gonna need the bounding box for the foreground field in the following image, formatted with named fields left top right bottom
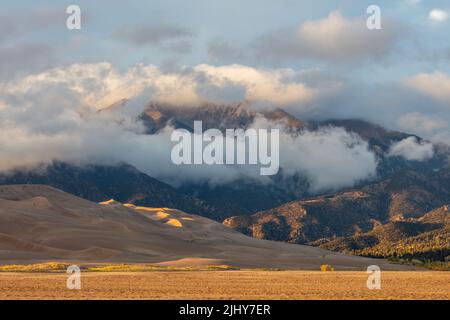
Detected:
left=0, top=271, right=448, bottom=300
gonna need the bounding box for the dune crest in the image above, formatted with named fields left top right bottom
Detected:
left=165, top=219, right=183, bottom=228
left=99, top=199, right=121, bottom=206
left=106, top=203, right=184, bottom=228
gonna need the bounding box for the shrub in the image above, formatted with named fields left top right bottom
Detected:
left=320, top=264, right=335, bottom=272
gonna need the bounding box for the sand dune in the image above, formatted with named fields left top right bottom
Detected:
left=0, top=185, right=408, bottom=270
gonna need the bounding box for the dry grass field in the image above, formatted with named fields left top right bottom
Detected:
left=0, top=271, right=448, bottom=300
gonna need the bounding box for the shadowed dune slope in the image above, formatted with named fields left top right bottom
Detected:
left=0, top=185, right=408, bottom=270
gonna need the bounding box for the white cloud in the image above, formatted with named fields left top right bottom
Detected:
left=194, top=64, right=317, bottom=106
left=2, top=62, right=321, bottom=110
left=429, top=9, right=449, bottom=22
left=282, top=128, right=377, bottom=192
left=252, top=118, right=378, bottom=192
left=405, top=72, right=450, bottom=103
left=256, top=11, right=401, bottom=62
left=0, top=63, right=377, bottom=191
left=388, top=137, right=434, bottom=161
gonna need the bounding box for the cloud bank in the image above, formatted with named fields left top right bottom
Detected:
left=0, top=62, right=378, bottom=191
left=2, top=62, right=325, bottom=110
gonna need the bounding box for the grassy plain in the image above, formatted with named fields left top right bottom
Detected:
left=0, top=270, right=448, bottom=300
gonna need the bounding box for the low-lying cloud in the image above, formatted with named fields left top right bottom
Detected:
left=282, top=128, right=377, bottom=192
left=0, top=62, right=378, bottom=191
left=388, top=137, right=434, bottom=161
left=252, top=118, right=377, bottom=192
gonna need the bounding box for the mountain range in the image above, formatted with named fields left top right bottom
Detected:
left=1, top=102, right=449, bottom=264
left=224, top=169, right=450, bottom=262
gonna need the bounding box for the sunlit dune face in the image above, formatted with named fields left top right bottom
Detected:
left=165, top=219, right=183, bottom=228
left=153, top=211, right=171, bottom=221
left=99, top=199, right=117, bottom=205
left=99, top=201, right=185, bottom=227
left=134, top=206, right=155, bottom=212
left=135, top=206, right=172, bottom=212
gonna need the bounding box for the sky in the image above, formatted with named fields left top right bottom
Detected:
left=0, top=0, right=449, bottom=187
left=2, top=0, right=449, bottom=71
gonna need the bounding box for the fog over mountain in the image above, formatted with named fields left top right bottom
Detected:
left=1, top=62, right=446, bottom=193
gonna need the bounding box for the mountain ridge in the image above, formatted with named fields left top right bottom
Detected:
left=2, top=102, right=449, bottom=265
left=224, top=168, right=450, bottom=263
